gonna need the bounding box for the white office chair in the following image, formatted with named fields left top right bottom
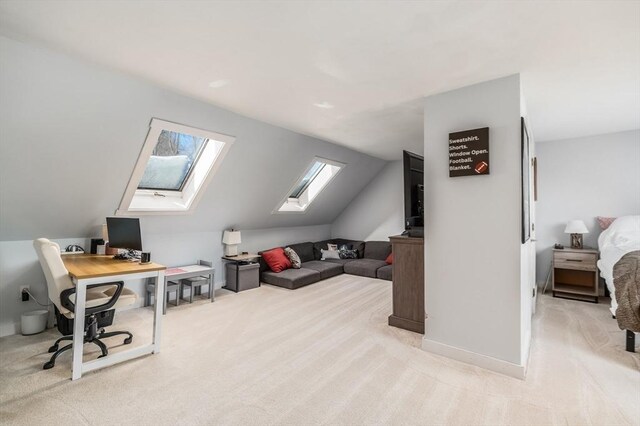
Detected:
left=33, top=238, right=138, bottom=370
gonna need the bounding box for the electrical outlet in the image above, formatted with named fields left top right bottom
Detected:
left=20, top=285, right=30, bottom=302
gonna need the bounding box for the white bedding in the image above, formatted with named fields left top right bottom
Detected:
left=597, top=215, right=640, bottom=315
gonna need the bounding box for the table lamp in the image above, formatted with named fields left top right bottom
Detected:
left=564, top=220, right=589, bottom=249
left=223, top=229, right=241, bottom=256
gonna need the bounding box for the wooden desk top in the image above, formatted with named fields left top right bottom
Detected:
left=62, top=254, right=166, bottom=280
left=222, top=253, right=260, bottom=262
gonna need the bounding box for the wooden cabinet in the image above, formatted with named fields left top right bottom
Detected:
left=388, top=235, right=425, bottom=333
left=552, top=248, right=599, bottom=303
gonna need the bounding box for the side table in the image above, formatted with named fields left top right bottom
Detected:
left=222, top=254, right=261, bottom=293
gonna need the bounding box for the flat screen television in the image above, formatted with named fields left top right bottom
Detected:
left=403, top=150, right=424, bottom=237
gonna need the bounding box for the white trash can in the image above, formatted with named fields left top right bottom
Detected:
left=21, top=310, right=48, bottom=335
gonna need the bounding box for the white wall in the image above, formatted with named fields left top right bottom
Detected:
left=0, top=35, right=385, bottom=241
left=0, top=35, right=376, bottom=336
left=535, top=130, right=640, bottom=282
left=331, top=161, right=405, bottom=241
left=519, top=90, right=535, bottom=366
left=422, top=75, right=531, bottom=377
left=0, top=224, right=330, bottom=336
left=240, top=225, right=331, bottom=253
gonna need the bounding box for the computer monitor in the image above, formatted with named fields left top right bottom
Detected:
left=106, top=217, right=143, bottom=251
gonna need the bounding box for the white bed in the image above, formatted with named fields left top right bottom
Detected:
left=597, top=215, right=640, bottom=316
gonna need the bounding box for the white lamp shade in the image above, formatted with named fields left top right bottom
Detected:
left=564, top=220, right=589, bottom=234
left=222, top=230, right=241, bottom=245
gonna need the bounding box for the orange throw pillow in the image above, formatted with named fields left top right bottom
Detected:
left=262, top=247, right=292, bottom=273
left=386, top=252, right=393, bottom=265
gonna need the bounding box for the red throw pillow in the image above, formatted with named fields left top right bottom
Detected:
left=386, top=252, right=393, bottom=265
left=262, top=247, right=291, bottom=273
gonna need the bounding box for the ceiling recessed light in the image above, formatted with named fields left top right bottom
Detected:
left=313, top=101, right=334, bottom=109
left=208, top=79, right=229, bottom=89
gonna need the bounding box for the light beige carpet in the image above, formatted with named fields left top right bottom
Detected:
left=0, top=274, right=638, bottom=425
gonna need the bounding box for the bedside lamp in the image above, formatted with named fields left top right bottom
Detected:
left=223, top=230, right=241, bottom=257
left=564, top=220, right=589, bottom=249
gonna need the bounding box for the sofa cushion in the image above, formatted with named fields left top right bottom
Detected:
left=261, top=268, right=321, bottom=289
left=344, top=259, right=388, bottom=278
left=301, top=260, right=343, bottom=280
left=376, top=264, right=393, bottom=281
left=313, top=239, right=338, bottom=260
left=323, top=258, right=356, bottom=266
left=261, top=247, right=291, bottom=273
left=257, top=255, right=270, bottom=273
left=288, top=242, right=315, bottom=263
left=363, top=241, right=392, bottom=261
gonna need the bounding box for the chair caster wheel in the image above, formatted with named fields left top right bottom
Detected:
left=48, top=345, right=58, bottom=353
left=43, top=361, right=54, bottom=370
left=124, top=337, right=133, bottom=345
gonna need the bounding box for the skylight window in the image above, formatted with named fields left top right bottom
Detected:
left=289, top=161, right=325, bottom=198
left=276, top=158, right=344, bottom=213
left=138, top=131, right=207, bottom=191
left=117, top=119, right=234, bottom=215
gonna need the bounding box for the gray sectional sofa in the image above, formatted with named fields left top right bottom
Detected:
left=258, top=238, right=392, bottom=289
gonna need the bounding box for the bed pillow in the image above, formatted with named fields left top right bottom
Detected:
left=321, top=249, right=341, bottom=260
left=597, top=216, right=616, bottom=230
left=262, top=247, right=292, bottom=273
left=284, top=247, right=302, bottom=269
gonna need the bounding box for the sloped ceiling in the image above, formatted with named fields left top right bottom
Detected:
left=0, top=36, right=386, bottom=241
left=1, top=1, right=638, bottom=159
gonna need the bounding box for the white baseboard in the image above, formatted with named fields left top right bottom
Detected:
left=0, top=321, right=20, bottom=338
left=422, top=337, right=527, bottom=380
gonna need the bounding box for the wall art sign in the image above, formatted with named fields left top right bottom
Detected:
left=448, top=127, right=490, bottom=177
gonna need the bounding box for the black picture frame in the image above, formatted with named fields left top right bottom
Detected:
left=521, top=117, right=531, bottom=244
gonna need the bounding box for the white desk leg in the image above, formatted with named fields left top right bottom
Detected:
left=210, top=272, right=215, bottom=302
left=71, top=280, right=87, bottom=381
left=152, top=271, right=165, bottom=353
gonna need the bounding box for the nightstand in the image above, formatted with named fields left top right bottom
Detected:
left=552, top=248, right=599, bottom=303
left=221, top=254, right=261, bottom=292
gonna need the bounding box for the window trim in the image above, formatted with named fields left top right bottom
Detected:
left=116, top=118, right=234, bottom=216
left=273, top=157, right=345, bottom=215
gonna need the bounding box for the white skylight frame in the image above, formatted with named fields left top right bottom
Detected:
left=274, top=157, right=345, bottom=214
left=117, top=118, right=234, bottom=215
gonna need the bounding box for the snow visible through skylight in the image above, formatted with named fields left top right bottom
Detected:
left=117, top=118, right=234, bottom=215
left=138, top=130, right=206, bottom=191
